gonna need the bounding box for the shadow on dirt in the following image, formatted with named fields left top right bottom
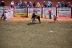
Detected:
left=48, top=22, right=55, bottom=23
left=48, top=21, right=58, bottom=23
left=27, top=22, right=41, bottom=25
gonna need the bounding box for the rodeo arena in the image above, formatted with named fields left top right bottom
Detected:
left=0, top=0, right=72, bottom=21
left=0, top=0, right=72, bottom=48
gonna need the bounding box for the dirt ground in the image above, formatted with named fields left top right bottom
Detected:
left=10, top=17, right=72, bottom=21
left=0, top=17, right=72, bottom=48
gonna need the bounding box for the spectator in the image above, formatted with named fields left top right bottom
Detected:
left=29, top=1, right=33, bottom=8
left=57, top=2, right=61, bottom=8
left=21, top=3, right=25, bottom=8
left=50, top=2, right=52, bottom=7
left=64, top=3, right=67, bottom=7
left=61, top=1, right=64, bottom=7
left=16, top=2, right=19, bottom=8
left=10, top=0, right=15, bottom=8
left=18, top=0, right=24, bottom=8
left=36, top=2, right=41, bottom=7
left=33, top=2, right=36, bottom=7
left=67, top=2, right=71, bottom=8
left=16, top=2, right=18, bottom=5
left=19, top=0, right=22, bottom=5
left=47, top=1, right=52, bottom=7
left=23, top=1, right=27, bottom=8
left=43, top=1, right=47, bottom=7
left=47, top=1, right=50, bottom=7
left=24, top=1, right=27, bottom=5
left=0, top=1, right=5, bottom=7
left=27, top=2, right=29, bottom=5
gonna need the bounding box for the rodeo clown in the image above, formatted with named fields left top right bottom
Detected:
left=31, top=10, right=41, bottom=23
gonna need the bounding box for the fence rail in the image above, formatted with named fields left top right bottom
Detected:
left=0, top=6, right=72, bottom=19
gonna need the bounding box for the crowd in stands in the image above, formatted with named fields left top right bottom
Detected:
left=57, top=1, right=71, bottom=8
left=15, top=0, right=41, bottom=8
left=0, top=1, right=5, bottom=7
left=15, top=0, right=53, bottom=8
left=0, top=0, right=71, bottom=8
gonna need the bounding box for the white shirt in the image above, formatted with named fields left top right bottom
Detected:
left=11, top=1, right=14, bottom=5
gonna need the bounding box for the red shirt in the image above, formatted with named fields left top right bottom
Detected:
left=33, top=9, right=37, bottom=14
left=48, top=10, right=52, bottom=14
left=54, top=16, right=57, bottom=20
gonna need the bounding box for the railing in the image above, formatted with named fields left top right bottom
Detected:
left=0, top=6, right=72, bottom=19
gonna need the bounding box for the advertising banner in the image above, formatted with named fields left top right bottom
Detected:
left=57, top=8, right=71, bottom=18
left=14, top=8, right=27, bottom=17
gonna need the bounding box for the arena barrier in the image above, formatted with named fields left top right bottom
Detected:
left=0, top=6, right=14, bottom=20
left=42, top=7, right=56, bottom=18
left=0, top=6, right=72, bottom=19
left=28, top=8, right=42, bottom=18
left=28, top=7, right=71, bottom=18
left=14, top=8, right=27, bottom=17
left=57, top=7, right=71, bottom=18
